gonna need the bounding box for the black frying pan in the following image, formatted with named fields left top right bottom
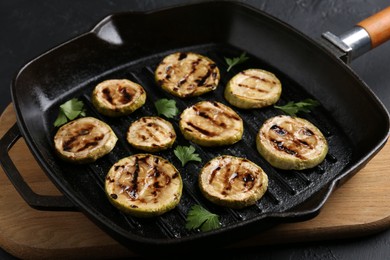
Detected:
left=0, top=1, right=389, bottom=255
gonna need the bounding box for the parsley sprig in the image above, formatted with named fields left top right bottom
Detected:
left=224, top=52, right=249, bottom=72
left=185, top=204, right=221, bottom=232
left=154, top=98, right=179, bottom=118
left=274, top=98, right=319, bottom=116
left=174, top=145, right=202, bottom=167
left=54, top=98, right=86, bottom=127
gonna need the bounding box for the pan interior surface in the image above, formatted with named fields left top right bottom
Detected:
left=10, top=1, right=388, bottom=252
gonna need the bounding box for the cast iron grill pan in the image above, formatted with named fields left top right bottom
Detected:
left=6, top=1, right=389, bottom=254
left=45, top=44, right=352, bottom=248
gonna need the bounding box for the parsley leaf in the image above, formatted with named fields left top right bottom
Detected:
left=54, top=98, right=86, bottom=127
left=174, top=145, right=202, bottom=167
left=274, top=99, right=319, bottom=116
left=224, top=51, right=249, bottom=72
left=154, top=98, right=179, bottom=118
left=185, top=204, right=221, bottom=232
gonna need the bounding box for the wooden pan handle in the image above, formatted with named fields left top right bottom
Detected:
left=357, top=6, right=390, bottom=48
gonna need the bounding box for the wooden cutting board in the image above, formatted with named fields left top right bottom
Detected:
left=0, top=104, right=389, bottom=259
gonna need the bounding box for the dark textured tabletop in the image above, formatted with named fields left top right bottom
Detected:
left=1, top=1, right=390, bottom=259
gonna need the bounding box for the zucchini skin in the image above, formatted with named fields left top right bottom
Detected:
left=91, top=79, right=146, bottom=117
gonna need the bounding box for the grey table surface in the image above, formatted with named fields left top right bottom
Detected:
left=1, top=0, right=390, bottom=259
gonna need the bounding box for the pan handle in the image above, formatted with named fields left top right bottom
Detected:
left=358, top=7, right=390, bottom=49
left=0, top=123, right=77, bottom=211
left=322, top=6, right=390, bottom=63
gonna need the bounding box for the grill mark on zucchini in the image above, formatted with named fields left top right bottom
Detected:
left=243, top=173, right=256, bottom=190
left=241, top=71, right=278, bottom=85
left=193, top=102, right=240, bottom=126
left=199, top=155, right=268, bottom=209
left=211, top=102, right=241, bottom=121
left=257, top=115, right=328, bottom=170
left=91, top=79, right=146, bottom=117
left=75, top=135, right=104, bottom=152
left=178, top=52, right=187, bottom=60
left=187, top=122, right=216, bottom=137
left=102, top=88, right=114, bottom=104
left=195, top=63, right=218, bottom=87
left=62, top=125, right=102, bottom=152
left=187, top=104, right=234, bottom=137
left=180, top=101, right=243, bottom=146
left=269, top=124, right=317, bottom=159
left=174, top=58, right=203, bottom=94
left=271, top=139, right=302, bottom=158
left=102, top=85, right=135, bottom=105
left=143, top=125, right=161, bottom=143
left=208, top=158, right=257, bottom=196
left=237, top=83, right=268, bottom=93
left=118, top=86, right=134, bottom=104
left=209, top=166, right=221, bottom=184
left=197, top=110, right=226, bottom=128
left=127, top=116, right=176, bottom=152
left=128, top=157, right=140, bottom=200
left=270, top=124, right=287, bottom=135
left=225, top=69, right=282, bottom=109
left=112, top=155, right=175, bottom=203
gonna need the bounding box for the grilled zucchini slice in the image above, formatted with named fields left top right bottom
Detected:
left=54, top=117, right=118, bottom=164
left=105, top=154, right=183, bottom=218
left=256, top=115, right=328, bottom=170
left=224, top=69, right=282, bottom=109
left=127, top=116, right=176, bottom=152
left=91, top=79, right=146, bottom=117
left=199, top=155, right=268, bottom=209
left=155, top=52, right=220, bottom=98
left=179, top=101, right=243, bottom=146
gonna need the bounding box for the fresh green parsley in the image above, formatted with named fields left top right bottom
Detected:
left=174, top=145, right=202, bottom=167
left=154, top=98, right=179, bottom=118
left=54, top=98, right=86, bottom=127
left=274, top=98, right=320, bottom=116
left=224, top=51, right=249, bottom=72
left=185, top=204, right=221, bottom=232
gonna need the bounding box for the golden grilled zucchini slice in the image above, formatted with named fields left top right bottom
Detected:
left=127, top=116, right=176, bottom=152
left=256, top=115, right=328, bottom=170
left=54, top=117, right=118, bottom=164
left=224, top=69, right=282, bottom=109
left=105, top=154, right=183, bottom=218
left=199, top=155, right=268, bottom=209
left=155, top=52, right=220, bottom=98
left=91, top=79, right=146, bottom=117
left=179, top=101, right=244, bottom=147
